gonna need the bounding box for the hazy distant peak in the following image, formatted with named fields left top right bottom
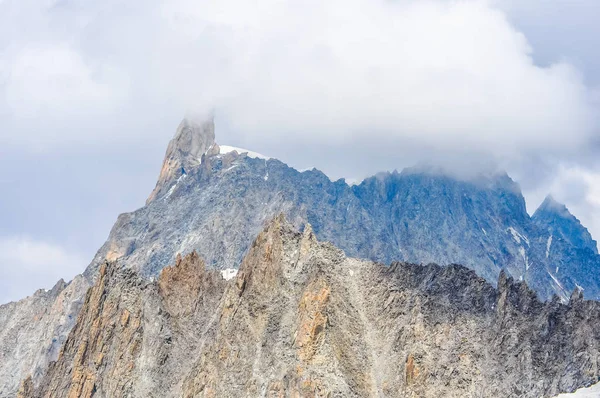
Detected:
left=398, top=164, right=520, bottom=192
left=535, top=195, right=569, bottom=216
left=533, top=194, right=598, bottom=255
left=401, top=163, right=508, bottom=180
left=170, top=117, right=216, bottom=158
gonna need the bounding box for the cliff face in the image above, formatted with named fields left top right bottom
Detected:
left=23, top=218, right=600, bottom=398
left=6, top=118, right=600, bottom=397
left=0, top=276, right=90, bottom=398
left=146, top=118, right=218, bottom=204
left=22, top=251, right=226, bottom=398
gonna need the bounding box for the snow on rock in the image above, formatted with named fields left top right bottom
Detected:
left=263, top=159, right=269, bottom=181
left=553, top=381, right=600, bottom=397
left=519, top=246, right=530, bottom=271
left=345, top=178, right=362, bottom=186
left=219, top=145, right=270, bottom=160
left=548, top=271, right=569, bottom=302
left=547, top=235, right=553, bottom=258
left=164, top=174, right=187, bottom=200
left=508, top=227, right=530, bottom=246
left=220, top=268, right=238, bottom=281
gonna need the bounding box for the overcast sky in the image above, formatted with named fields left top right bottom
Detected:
left=0, top=0, right=599, bottom=304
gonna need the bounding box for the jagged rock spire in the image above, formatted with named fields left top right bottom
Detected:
left=147, top=116, right=219, bottom=203
left=533, top=194, right=598, bottom=254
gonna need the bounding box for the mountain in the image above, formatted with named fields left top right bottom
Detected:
left=533, top=195, right=598, bottom=255
left=18, top=217, right=600, bottom=397
left=3, top=116, right=600, bottom=396
left=85, top=117, right=600, bottom=301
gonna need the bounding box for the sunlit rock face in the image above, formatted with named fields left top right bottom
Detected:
left=146, top=117, right=218, bottom=204
left=20, top=218, right=600, bottom=398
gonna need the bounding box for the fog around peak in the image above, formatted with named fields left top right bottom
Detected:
left=0, top=0, right=599, bottom=301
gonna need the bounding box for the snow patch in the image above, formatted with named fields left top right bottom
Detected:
left=546, top=235, right=553, bottom=258
left=553, top=381, right=600, bottom=397
left=548, top=272, right=563, bottom=289
left=507, top=227, right=529, bottom=246
left=519, top=246, right=530, bottom=271
left=219, top=145, right=270, bottom=160
left=548, top=271, right=568, bottom=302
left=164, top=174, right=186, bottom=200
left=220, top=268, right=238, bottom=281
left=299, top=167, right=315, bottom=173
left=345, top=178, right=362, bottom=186
left=263, top=159, right=269, bottom=181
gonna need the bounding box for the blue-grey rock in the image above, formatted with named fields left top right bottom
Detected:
left=84, top=119, right=600, bottom=302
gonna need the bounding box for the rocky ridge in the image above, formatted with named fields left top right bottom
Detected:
left=4, top=116, right=600, bottom=396
left=86, top=118, right=600, bottom=302
left=19, top=217, right=600, bottom=398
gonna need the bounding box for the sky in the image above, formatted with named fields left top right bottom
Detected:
left=0, top=0, right=599, bottom=303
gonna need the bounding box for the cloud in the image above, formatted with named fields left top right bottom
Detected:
left=0, top=0, right=597, bottom=160
left=0, top=237, right=85, bottom=304
left=0, top=0, right=599, bottom=300
left=5, top=46, right=127, bottom=117
left=497, top=0, right=600, bottom=85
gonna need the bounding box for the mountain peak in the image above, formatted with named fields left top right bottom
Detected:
left=536, top=194, right=568, bottom=215
left=533, top=194, right=598, bottom=255
left=147, top=116, right=219, bottom=203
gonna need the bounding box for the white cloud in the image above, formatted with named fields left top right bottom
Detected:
left=0, top=0, right=599, bottom=302
left=0, top=0, right=597, bottom=159
left=0, top=237, right=85, bottom=304
left=4, top=45, right=128, bottom=118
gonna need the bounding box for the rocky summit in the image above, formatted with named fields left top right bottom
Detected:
left=17, top=217, right=600, bottom=397
left=85, top=117, right=600, bottom=301
left=3, top=117, right=600, bottom=397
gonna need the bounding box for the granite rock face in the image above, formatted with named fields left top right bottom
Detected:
left=146, top=118, right=218, bottom=203
left=21, top=218, right=600, bottom=398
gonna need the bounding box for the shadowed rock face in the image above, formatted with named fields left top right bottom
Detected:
left=0, top=277, right=90, bottom=398
left=20, top=252, right=227, bottom=398
left=22, top=218, right=600, bottom=398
